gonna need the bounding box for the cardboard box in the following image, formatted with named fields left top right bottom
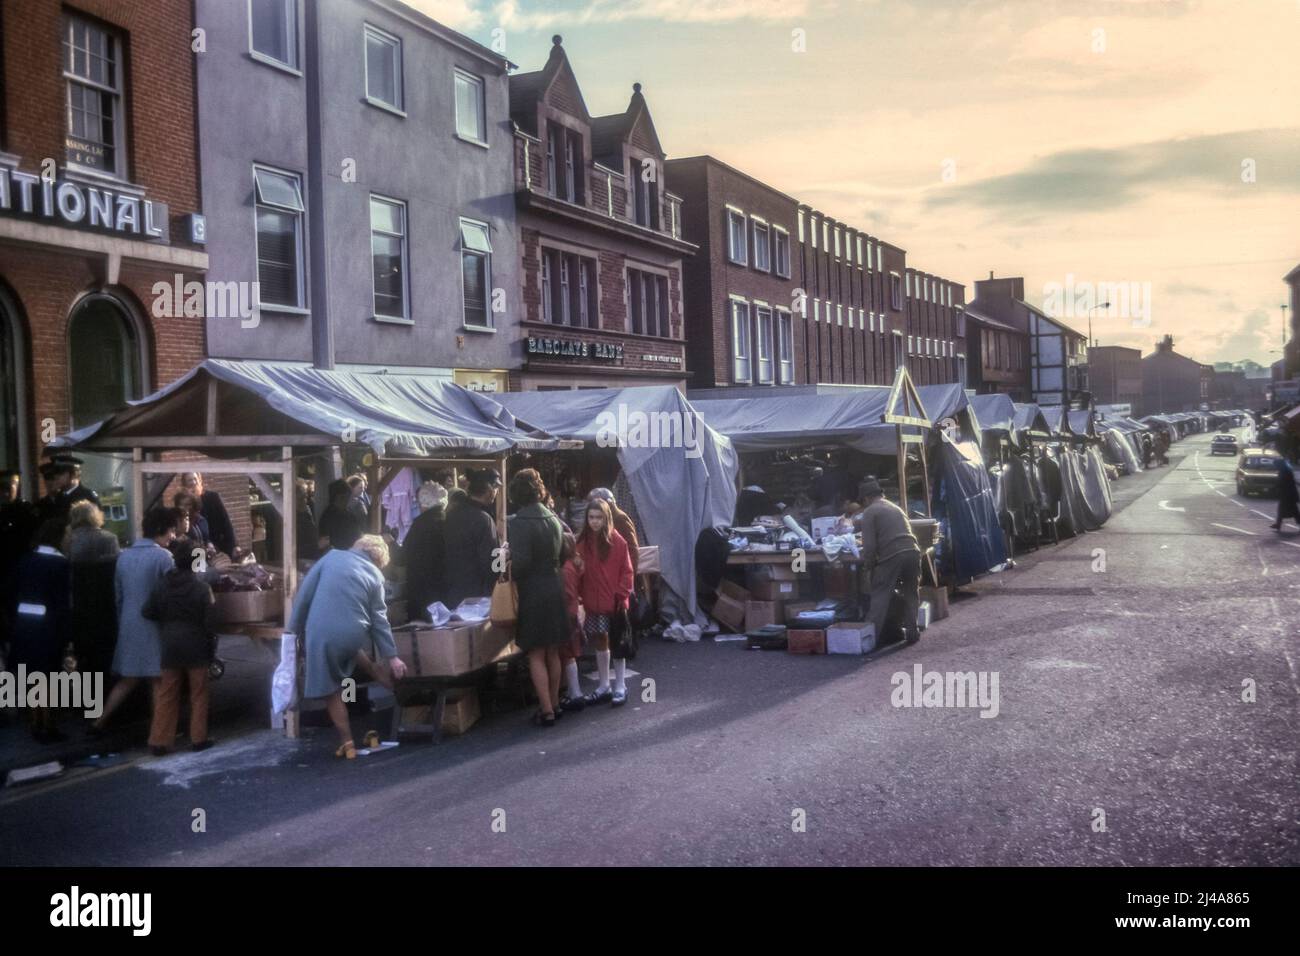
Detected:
left=745, top=564, right=799, bottom=584
left=783, top=600, right=819, bottom=625
left=472, top=624, right=519, bottom=668
left=440, top=690, right=480, bottom=735
left=749, top=578, right=799, bottom=601
left=711, top=579, right=750, bottom=632
left=401, top=689, right=481, bottom=736
left=744, top=600, right=783, bottom=631
left=393, top=622, right=477, bottom=676
left=919, top=586, right=949, bottom=621
left=826, top=621, right=876, bottom=655
left=787, top=629, right=826, bottom=655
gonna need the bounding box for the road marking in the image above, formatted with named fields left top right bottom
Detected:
left=1251, top=509, right=1273, bottom=519
left=1157, top=500, right=1185, bottom=512
left=1210, top=522, right=1256, bottom=536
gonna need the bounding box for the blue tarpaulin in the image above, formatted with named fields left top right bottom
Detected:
left=931, top=435, right=1007, bottom=584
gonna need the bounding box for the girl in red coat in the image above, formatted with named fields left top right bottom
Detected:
left=576, top=498, right=634, bottom=706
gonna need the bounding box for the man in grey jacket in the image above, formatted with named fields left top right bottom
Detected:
left=855, top=478, right=921, bottom=645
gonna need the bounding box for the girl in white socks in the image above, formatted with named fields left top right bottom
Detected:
left=575, top=498, right=634, bottom=706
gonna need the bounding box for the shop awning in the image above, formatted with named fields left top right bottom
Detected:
left=53, top=359, right=579, bottom=458
left=495, top=386, right=738, bottom=618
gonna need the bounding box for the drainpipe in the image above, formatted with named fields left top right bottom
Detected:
left=304, top=0, right=334, bottom=369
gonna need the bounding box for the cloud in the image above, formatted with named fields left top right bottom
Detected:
left=401, top=0, right=485, bottom=30
left=928, top=128, right=1300, bottom=217
left=1205, top=308, right=1277, bottom=364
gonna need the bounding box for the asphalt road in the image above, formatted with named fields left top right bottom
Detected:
left=2, top=429, right=1296, bottom=866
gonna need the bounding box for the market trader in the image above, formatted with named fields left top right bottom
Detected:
left=181, top=471, right=237, bottom=558
left=855, top=478, right=921, bottom=646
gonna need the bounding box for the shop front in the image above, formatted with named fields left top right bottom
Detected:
left=517, top=326, right=687, bottom=391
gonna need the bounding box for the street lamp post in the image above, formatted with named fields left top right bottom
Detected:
left=1087, top=301, right=1111, bottom=349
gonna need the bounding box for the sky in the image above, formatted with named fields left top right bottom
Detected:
left=411, top=0, right=1300, bottom=366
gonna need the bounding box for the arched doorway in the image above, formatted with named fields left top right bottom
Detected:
left=0, top=293, right=22, bottom=476
left=67, top=293, right=145, bottom=429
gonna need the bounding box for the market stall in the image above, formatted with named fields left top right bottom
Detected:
left=52, top=358, right=580, bottom=738
left=494, top=385, right=738, bottom=621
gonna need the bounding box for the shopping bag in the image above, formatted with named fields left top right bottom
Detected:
left=489, top=567, right=518, bottom=627
left=609, top=607, right=637, bottom=660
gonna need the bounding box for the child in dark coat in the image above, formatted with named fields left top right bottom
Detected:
left=142, top=545, right=217, bottom=754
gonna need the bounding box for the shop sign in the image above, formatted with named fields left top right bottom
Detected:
left=527, top=336, right=624, bottom=362
left=641, top=354, right=681, bottom=365
left=0, top=165, right=169, bottom=242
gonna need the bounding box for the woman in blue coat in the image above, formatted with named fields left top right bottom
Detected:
left=89, top=507, right=181, bottom=736
left=288, top=535, right=407, bottom=758
left=8, top=519, right=72, bottom=742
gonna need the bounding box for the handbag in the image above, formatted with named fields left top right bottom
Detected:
left=609, top=606, right=637, bottom=661
left=489, top=565, right=518, bottom=627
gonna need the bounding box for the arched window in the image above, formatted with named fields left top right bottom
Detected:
left=68, top=294, right=143, bottom=429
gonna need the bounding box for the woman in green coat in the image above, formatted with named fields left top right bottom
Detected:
left=506, top=469, right=569, bottom=727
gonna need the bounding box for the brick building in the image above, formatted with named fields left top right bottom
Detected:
left=902, top=265, right=966, bottom=387
left=1141, top=334, right=1213, bottom=416
left=509, top=36, right=695, bottom=390
left=1086, top=345, right=1142, bottom=409
left=664, top=155, right=798, bottom=388
left=0, top=0, right=208, bottom=511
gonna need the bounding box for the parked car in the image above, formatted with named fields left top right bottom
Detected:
left=1210, top=433, right=1239, bottom=456
left=1236, top=448, right=1281, bottom=496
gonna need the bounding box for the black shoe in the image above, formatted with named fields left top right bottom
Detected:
left=85, top=723, right=106, bottom=740
left=149, top=745, right=169, bottom=757
left=583, top=689, right=613, bottom=706
left=561, top=695, right=586, bottom=713
left=611, top=689, right=628, bottom=707
left=191, top=739, right=215, bottom=752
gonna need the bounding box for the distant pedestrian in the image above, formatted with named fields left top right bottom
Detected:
left=142, top=544, right=218, bottom=755
left=1270, top=456, right=1299, bottom=533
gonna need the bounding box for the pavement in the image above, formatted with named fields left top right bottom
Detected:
left=2, top=428, right=1296, bottom=866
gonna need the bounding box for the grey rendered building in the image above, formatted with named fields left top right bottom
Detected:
left=196, top=0, right=518, bottom=390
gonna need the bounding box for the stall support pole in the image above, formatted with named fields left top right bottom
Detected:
left=896, top=425, right=908, bottom=514
left=130, top=447, right=144, bottom=540
left=918, top=440, right=932, bottom=517
left=280, top=447, right=297, bottom=738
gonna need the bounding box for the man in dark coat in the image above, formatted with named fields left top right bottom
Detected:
left=403, top=483, right=449, bottom=620
left=1270, top=455, right=1299, bottom=532
left=182, top=472, right=237, bottom=557
left=440, top=470, right=498, bottom=607
left=36, top=455, right=99, bottom=524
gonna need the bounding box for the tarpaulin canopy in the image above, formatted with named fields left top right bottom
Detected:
left=1067, top=410, right=1097, bottom=439
left=495, top=386, right=738, bottom=618
left=1012, top=403, right=1053, bottom=437
left=688, top=388, right=909, bottom=454
left=969, top=393, right=1017, bottom=434
left=1041, top=406, right=1074, bottom=438
left=916, top=383, right=972, bottom=427
left=1098, top=424, right=1143, bottom=473
left=54, top=359, right=578, bottom=457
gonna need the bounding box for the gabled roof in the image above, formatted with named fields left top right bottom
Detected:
left=509, top=35, right=591, bottom=136
left=590, top=84, right=664, bottom=166
left=964, top=305, right=1022, bottom=334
